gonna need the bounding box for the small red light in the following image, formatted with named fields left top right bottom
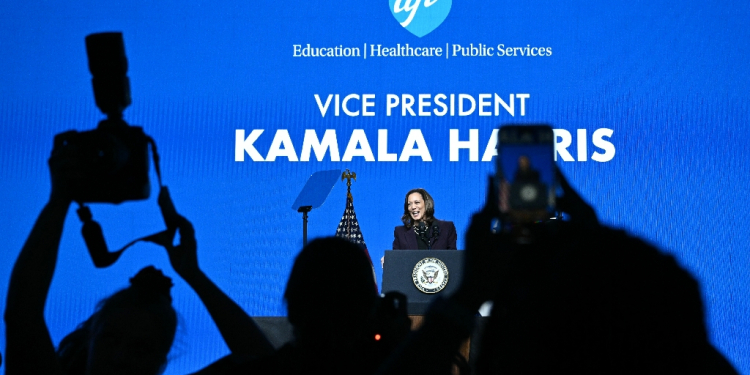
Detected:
left=374, top=334, right=382, bottom=341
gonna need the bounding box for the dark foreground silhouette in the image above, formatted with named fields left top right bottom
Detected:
left=3, top=146, right=272, bottom=375
left=196, top=236, right=411, bottom=375
left=3, top=138, right=739, bottom=375
left=377, top=174, right=740, bottom=375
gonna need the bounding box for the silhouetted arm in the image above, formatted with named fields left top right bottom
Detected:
left=166, top=216, right=274, bottom=358
left=4, top=149, right=79, bottom=374
left=376, top=294, right=478, bottom=375
left=379, top=172, right=610, bottom=375
left=4, top=197, right=71, bottom=375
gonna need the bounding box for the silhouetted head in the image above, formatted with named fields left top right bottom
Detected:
left=285, top=237, right=378, bottom=346
left=402, top=188, right=436, bottom=228
left=57, top=266, right=177, bottom=375
left=477, top=225, right=711, bottom=375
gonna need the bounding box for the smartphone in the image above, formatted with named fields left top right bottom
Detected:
left=495, top=125, right=557, bottom=226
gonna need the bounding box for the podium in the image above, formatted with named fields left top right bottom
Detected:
left=381, top=250, right=464, bottom=314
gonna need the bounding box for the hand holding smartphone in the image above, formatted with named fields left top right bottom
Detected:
left=495, top=125, right=557, bottom=238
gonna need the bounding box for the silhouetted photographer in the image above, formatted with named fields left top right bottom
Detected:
left=3, top=32, right=273, bottom=375
left=377, top=171, right=739, bottom=375
left=3, top=139, right=179, bottom=374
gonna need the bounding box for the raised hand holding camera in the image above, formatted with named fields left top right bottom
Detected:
left=54, top=32, right=176, bottom=267
left=57, top=32, right=154, bottom=204
left=164, top=213, right=201, bottom=281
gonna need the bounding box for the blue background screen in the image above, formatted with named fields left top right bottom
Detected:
left=0, top=0, right=748, bottom=373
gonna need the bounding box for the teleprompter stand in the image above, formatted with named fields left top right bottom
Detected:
left=291, top=170, right=340, bottom=246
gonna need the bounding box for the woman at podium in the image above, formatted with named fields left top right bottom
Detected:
left=393, top=188, right=457, bottom=250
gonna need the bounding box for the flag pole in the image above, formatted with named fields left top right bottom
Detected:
left=342, top=169, right=356, bottom=200
left=298, top=205, right=312, bottom=246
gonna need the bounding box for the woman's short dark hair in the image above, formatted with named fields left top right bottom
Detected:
left=401, top=188, right=436, bottom=229
left=56, top=266, right=177, bottom=375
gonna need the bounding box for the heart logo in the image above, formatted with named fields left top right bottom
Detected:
left=389, top=0, right=452, bottom=38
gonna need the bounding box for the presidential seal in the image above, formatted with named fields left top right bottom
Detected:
left=412, top=257, right=449, bottom=294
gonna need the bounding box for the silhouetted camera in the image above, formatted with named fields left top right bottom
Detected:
left=367, top=291, right=411, bottom=364
left=53, top=32, right=153, bottom=204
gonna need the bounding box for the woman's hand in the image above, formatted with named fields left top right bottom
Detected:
left=166, top=216, right=202, bottom=281
left=161, top=213, right=275, bottom=358
left=452, top=177, right=507, bottom=310
left=47, top=138, right=82, bottom=204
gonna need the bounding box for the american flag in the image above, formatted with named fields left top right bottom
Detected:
left=335, top=192, right=377, bottom=288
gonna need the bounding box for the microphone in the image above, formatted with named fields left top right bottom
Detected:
left=415, top=221, right=430, bottom=249
left=428, top=223, right=440, bottom=250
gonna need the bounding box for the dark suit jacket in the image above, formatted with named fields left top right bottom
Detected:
left=392, top=219, right=457, bottom=250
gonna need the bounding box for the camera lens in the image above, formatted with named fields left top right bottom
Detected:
left=86, top=32, right=131, bottom=116
left=85, top=33, right=127, bottom=77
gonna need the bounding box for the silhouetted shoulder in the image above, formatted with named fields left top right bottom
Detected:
left=480, top=223, right=714, bottom=375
